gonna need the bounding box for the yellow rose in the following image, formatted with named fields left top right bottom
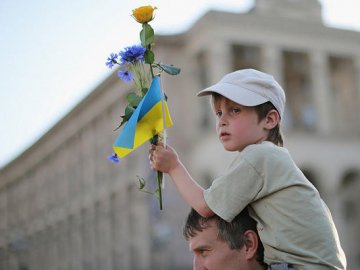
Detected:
left=132, top=5, right=157, bottom=24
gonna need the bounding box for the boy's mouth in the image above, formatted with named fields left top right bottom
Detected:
left=219, top=132, right=230, bottom=140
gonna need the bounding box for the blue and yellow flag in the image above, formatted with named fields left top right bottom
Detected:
left=113, top=76, right=173, bottom=158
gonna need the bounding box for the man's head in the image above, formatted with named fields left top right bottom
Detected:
left=183, top=208, right=267, bottom=270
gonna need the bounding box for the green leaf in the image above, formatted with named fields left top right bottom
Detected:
left=138, top=177, right=146, bottom=190
left=113, top=121, right=122, bottom=131
left=114, top=105, right=135, bottom=131
left=158, top=63, right=181, bottom=75
left=154, top=189, right=160, bottom=201
left=124, top=105, right=135, bottom=120
left=141, top=87, right=148, bottom=96
left=127, top=92, right=142, bottom=107
left=144, top=49, right=154, bottom=65
left=140, top=23, right=154, bottom=47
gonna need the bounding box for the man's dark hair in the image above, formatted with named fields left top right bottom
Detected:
left=183, top=207, right=266, bottom=267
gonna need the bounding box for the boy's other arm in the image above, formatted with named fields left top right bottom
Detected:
left=149, top=143, right=214, bottom=218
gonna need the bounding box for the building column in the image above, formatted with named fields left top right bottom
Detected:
left=110, top=191, right=131, bottom=270
left=58, top=221, right=69, bottom=270
left=69, top=215, right=83, bottom=270
left=81, top=208, right=96, bottom=270
left=95, top=199, right=113, bottom=270
left=355, top=56, right=360, bottom=117
left=207, top=41, right=232, bottom=84
left=310, top=51, right=332, bottom=135
left=262, top=45, right=283, bottom=86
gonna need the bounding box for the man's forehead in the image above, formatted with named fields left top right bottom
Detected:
left=188, top=222, right=218, bottom=251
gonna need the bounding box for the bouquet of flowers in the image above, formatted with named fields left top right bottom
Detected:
left=106, top=6, right=180, bottom=210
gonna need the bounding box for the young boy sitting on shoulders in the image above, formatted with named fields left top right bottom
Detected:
left=149, top=69, right=346, bottom=270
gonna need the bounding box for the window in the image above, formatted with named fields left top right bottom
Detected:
left=232, top=44, right=261, bottom=70
left=328, top=56, right=359, bottom=133
left=282, top=51, right=316, bottom=131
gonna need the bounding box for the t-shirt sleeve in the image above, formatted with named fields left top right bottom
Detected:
left=204, top=155, right=263, bottom=222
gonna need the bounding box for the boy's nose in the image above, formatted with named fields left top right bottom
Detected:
left=218, top=115, right=228, bottom=126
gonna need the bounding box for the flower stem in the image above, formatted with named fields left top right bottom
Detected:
left=150, top=64, right=154, bottom=78
left=148, top=45, right=155, bottom=78
left=157, top=171, right=163, bottom=210
left=150, top=133, right=163, bottom=210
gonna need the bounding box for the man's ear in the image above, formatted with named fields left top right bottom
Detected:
left=243, top=230, right=259, bottom=260
left=264, top=109, right=279, bottom=130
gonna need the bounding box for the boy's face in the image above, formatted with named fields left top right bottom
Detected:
left=213, top=96, right=268, bottom=152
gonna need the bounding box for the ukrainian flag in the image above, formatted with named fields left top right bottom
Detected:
left=113, top=76, right=173, bottom=158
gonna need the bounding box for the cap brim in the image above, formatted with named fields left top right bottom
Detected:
left=197, top=82, right=268, bottom=107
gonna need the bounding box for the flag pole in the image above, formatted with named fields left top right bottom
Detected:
left=159, top=75, right=167, bottom=148
left=159, top=75, right=167, bottom=190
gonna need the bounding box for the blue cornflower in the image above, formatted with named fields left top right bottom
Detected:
left=106, top=53, right=118, bottom=69
left=107, top=153, right=121, bottom=163
left=118, top=69, right=133, bottom=82
left=119, top=45, right=146, bottom=65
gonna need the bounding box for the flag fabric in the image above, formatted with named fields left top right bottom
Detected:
left=113, top=76, right=173, bottom=158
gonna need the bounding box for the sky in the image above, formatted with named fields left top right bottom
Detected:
left=1, top=0, right=360, bottom=168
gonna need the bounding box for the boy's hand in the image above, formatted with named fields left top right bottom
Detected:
left=149, top=143, right=212, bottom=217
left=149, top=142, right=180, bottom=174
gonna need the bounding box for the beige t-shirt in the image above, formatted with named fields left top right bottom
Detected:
left=204, top=142, right=346, bottom=270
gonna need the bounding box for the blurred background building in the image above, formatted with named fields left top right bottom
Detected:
left=1, top=0, right=359, bottom=269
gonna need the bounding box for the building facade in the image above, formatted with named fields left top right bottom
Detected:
left=1, top=0, right=360, bottom=269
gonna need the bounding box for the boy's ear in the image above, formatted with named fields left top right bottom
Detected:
left=264, top=109, right=279, bottom=130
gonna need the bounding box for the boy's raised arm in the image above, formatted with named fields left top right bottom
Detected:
left=149, top=143, right=214, bottom=218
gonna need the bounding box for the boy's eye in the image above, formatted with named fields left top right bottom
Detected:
left=231, top=108, right=240, bottom=113
left=215, top=111, right=222, bottom=117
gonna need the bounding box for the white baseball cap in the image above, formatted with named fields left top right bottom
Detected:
left=197, top=69, right=286, bottom=119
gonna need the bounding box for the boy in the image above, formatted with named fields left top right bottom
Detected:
left=149, top=69, right=346, bottom=269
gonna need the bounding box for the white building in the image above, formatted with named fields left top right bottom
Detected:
left=1, top=0, right=359, bottom=269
